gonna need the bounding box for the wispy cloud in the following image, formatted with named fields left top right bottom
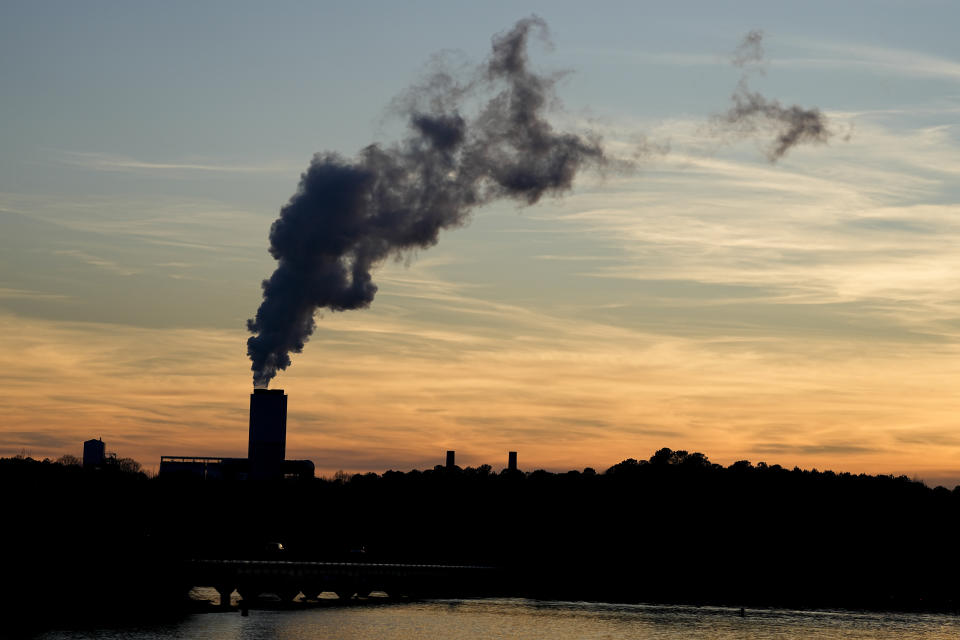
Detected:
left=580, top=38, right=960, bottom=84
left=56, top=151, right=296, bottom=174
left=568, top=47, right=721, bottom=67
left=534, top=112, right=960, bottom=345
left=54, top=250, right=139, bottom=276
left=752, top=442, right=882, bottom=457
left=778, top=38, right=960, bottom=82
left=3, top=263, right=960, bottom=479
left=0, top=287, right=68, bottom=300
left=576, top=35, right=960, bottom=87
left=0, top=191, right=269, bottom=250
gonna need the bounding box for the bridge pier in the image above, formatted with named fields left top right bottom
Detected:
left=304, top=584, right=326, bottom=601
left=277, top=588, right=301, bottom=602
left=237, top=585, right=260, bottom=603
left=216, top=586, right=234, bottom=608
left=189, top=559, right=496, bottom=604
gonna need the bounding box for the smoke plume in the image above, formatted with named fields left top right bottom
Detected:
left=717, top=30, right=833, bottom=161
left=247, top=16, right=606, bottom=387
left=731, top=29, right=764, bottom=68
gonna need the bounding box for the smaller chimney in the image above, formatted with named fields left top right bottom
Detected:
left=83, top=438, right=105, bottom=467
left=508, top=451, right=517, bottom=472
left=446, top=450, right=456, bottom=469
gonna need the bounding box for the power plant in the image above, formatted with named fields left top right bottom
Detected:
left=159, top=389, right=521, bottom=480
left=159, top=389, right=313, bottom=480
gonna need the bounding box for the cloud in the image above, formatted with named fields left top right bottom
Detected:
left=0, top=287, right=68, bottom=301
left=779, top=39, right=960, bottom=82
left=0, top=431, right=70, bottom=454
left=3, top=279, right=960, bottom=480
left=528, top=112, right=960, bottom=346
left=54, top=250, right=139, bottom=276
left=590, top=38, right=960, bottom=84
left=0, top=191, right=268, bottom=250
left=751, top=443, right=881, bottom=457
left=56, top=151, right=295, bottom=174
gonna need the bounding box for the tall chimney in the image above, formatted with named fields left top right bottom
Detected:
left=508, top=451, right=517, bottom=472
left=446, top=450, right=456, bottom=469
left=249, top=388, right=287, bottom=480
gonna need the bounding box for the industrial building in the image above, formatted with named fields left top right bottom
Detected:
left=83, top=438, right=105, bottom=467
left=159, top=389, right=314, bottom=481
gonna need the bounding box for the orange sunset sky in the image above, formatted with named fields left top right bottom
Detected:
left=3, top=2, right=960, bottom=486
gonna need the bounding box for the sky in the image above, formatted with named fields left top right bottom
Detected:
left=3, top=0, right=960, bottom=484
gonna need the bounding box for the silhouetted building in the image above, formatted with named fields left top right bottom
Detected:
left=159, top=456, right=314, bottom=481
left=83, top=438, right=105, bottom=467
left=159, top=456, right=246, bottom=480
left=508, top=451, right=517, bottom=472
left=446, top=450, right=456, bottom=469
left=249, top=388, right=287, bottom=480
left=159, top=389, right=313, bottom=481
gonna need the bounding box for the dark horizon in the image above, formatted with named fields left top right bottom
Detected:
left=15, top=444, right=960, bottom=492
left=6, top=443, right=960, bottom=631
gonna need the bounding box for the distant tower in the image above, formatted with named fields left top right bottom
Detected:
left=83, top=438, right=105, bottom=467
left=508, top=451, right=518, bottom=472
left=248, top=389, right=287, bottom=480
left=446, top=450, right=456, bottom=469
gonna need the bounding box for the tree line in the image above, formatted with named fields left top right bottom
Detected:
left=4, top=447, right=960, bottom=627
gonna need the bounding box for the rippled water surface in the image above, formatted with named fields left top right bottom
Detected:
left=37, top=598, right=960, bottom=639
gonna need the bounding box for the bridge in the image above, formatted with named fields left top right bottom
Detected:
left=188, top=559, right=499, bottom=606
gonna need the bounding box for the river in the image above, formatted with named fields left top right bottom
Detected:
left=35, top=593, right=960, bottom=639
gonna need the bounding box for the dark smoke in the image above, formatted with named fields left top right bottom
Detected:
left=717, top=30, right=833, bottom=161
left=731, top=29, right=764, bottom=68
left=246, top=16, right=606, bottom=387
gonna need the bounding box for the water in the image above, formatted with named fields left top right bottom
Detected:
left=36, top=595, right=960, bottom=639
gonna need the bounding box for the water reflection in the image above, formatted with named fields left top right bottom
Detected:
left=37, top=598, right=960, bottom=640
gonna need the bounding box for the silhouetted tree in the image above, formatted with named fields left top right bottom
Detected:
left=108, top=456, right=143, bottom=474
left=6, top=447, right=960, bottom=617
left=605, top=458, right=642, bottom=475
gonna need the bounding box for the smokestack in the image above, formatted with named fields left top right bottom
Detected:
left=248, top=388, right=287, bottom=480
left=508, top=451, right=517, bottom=472
left=446, top=450, right=456, bottom=469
